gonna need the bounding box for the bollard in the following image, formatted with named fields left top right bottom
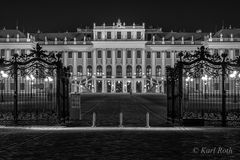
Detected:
left=92, top=112, right=96, bottom=127
left=146, top=112, right=150, bottom=128
left=119, top=112, right=123, bottom=127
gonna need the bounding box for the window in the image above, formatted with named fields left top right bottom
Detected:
left=127, top=32, right=131, bottom=39
left=137, top=50, right=141, bottom=58
left=96, top=65, right=103, bottom=77
left=0, top=49, right=5, bottom=57
left=0, top=83, right=4, bottom=90
left=146, top=66, right=152, bottom=77
left=136, top=65, right=142, bottom=78
left=107, top=50, right=111, bottom=58
left=213, top=83, right=219, bottom=90
left=127, top=50, right=131, bottom=58
left=68, top=65, right=73, bottom=74
left=214, top=49, right=218, bottom=55
left=166, top=52, right=171, bottom=58
left=88, top=52, right=92, bottom=58
left=224, top=49, right=229, bottom=55
left=78, top=52, right=82, bottom=58
left=116, top=65, right=122, bottom=78
left=126, top=65, right=132, bottom=78
left=117, top=50, right=121, bottom=58
left=117, top=32, right=121, bottom=39
left=68, top=52, right=72, bottom=58
left=156, top=66, right=161, bottom=77
left=11, top=49, right=15, bottom=56
left=147, top=52, right=151, bottom=58
left=137, top=32, right=141, bottom=40
left=87, top=66, right=92, bottom=76
left=97, top=50, right=102, bottom=58
left=20, top=49, right=25, bottom=56
left=97, top=32, right=102, bottom=40
left=235, top=49, right=240, bottom=57
left=157, top=52, right=161, bottom=58
left=77, top=65, right=82, bottom=75
left=20, top=83, right=25, bottom=90
left=107, top=32, right=111, bottom=39
left=106, top=65, right=112, bottom=78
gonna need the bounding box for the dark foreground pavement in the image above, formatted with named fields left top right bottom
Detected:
left=0, top=127, right=240, bottom=160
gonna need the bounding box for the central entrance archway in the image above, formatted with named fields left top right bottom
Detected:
left=115, top=80, right=123, bottom=93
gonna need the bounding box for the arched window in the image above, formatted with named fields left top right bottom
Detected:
left=68, top=65, right=73, bottom=75
left=77, top=65, right=83, bottom=76
left=87, top=65, right=92, bottom=77
left=156, top=66, right=161, bottom=77
left=96, top=65, right=103, bottom=77
left=106, top=65, right=112, bottom=78
left=126, top=65, right=132, bottom=78
left=146, top=66, right=152, bottom=77
left=136, top=65, right=142, bottom=78
left=116, top=65, right=122, bottom=78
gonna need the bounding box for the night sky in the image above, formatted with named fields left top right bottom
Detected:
left=0, top=0, right=239, bottom=33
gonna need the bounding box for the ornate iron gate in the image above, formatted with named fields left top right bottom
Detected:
left=0, top=43, right=70, bottom=125
left=167, top=46, right=240, bottom=126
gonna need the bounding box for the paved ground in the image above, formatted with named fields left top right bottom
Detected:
left=0, top=127, right=239, bottom=159
left=71, top=93, right=168, bottom=127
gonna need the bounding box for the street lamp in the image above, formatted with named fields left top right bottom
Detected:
left=26, top=74, right=35, bottom=98
left=0, top=71, right=8, bottom=102
left=201, top=75, right=211, bottom=99
left=229, top=70, right=240, bottom=103
left=185, top=76, right=193, bottom=100
left=44, top=76, right=53, bottom=100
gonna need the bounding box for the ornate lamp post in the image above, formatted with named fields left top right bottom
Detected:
left=201, top=75, right=211, bottom=99
left=26, top=74, right=35, bottom=98
left=0, top=71, right=8, bottom=102
left=185, top=76, right=193, bottom=100
left=44, top=76, right=53, bottom=100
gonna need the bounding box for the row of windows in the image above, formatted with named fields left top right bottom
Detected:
left=213, top=49, right=240, bottom=57
left=68, top=65, right=163, bottom=78
left=195, top=83, right=230, bottom=91
left=67, top=51, right=171, bottom=59
left=0, top=49, right=26, bottom=57
left=97, top=31, right=142, bottom=40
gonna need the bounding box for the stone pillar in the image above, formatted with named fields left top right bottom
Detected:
left=111, top=80, right=115, bottom=93
left=171, top=51, right=175, bottom=67
left=112, top=49, right=116, bottom=78
left=93, top=50, right=97, bottom=76
left=132, top=50, right=136, bottom=78
left=123, top=49, right=126, bottom=78
left=230, top=49, right=234, bottom=59
left=142, top=79, right=145, bottom=93
left=6, top=49, right=10, bottom=60
left=152, top=51, right=156, bottom=78
left=83, top=51, right=87, bottom=76
left=63, top=51, right=68, bottom=67
left=132, top=80, right=136, bottom=93
left=102, top=80, right=105, bottom=93
left=123, top=80, right=127, bottom=93
left=142, top=50, right=146, bottom=78
left=102, top=50, right=106, bottom=78
left=161, top=51, right=165, bottom=93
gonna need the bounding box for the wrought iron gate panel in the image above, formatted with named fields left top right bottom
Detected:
left=0, top=43, right=70, bottom=125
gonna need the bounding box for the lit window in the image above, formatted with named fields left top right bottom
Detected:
left=107, top=32, right=111, bottom=39
left=166, top=52, right=171, bottom=58
left=137, top=50, right=141, bottom=58
left=117, top=32, right=121, bottom=39
left=147, top=52, right=151, bottom=58
left=127, top=32, right=131, bottom=39
left=97, top=32, right=102, bottom=40
left=157, top=52, right=161, bottom=58
left=88, top=52, right=92, bottom=58
left=137, top=32, right=141, bottom=40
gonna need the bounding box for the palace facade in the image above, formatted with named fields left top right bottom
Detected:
left=1, top=19, right=240, bottom=93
